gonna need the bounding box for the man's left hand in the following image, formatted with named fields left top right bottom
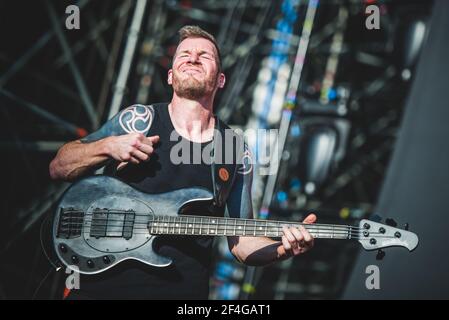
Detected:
left=280, top=213, right=316, bottom=258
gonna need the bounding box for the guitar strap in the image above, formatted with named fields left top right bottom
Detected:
left=210, top=117, right=241, bottom=209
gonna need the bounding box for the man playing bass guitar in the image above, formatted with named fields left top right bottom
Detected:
left=49, top=25, right=316, bottom=299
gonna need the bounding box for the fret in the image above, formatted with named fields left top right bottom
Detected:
left=209, top=217, right=216, bottom=235
left=236, top=220, right=243, bottom=236
left=219, top=218, right=223, bottom=235
left=186, top=216, right=190, bottom=235
left=265, top=221, right=272, bottom=237
left=321, top=226, right=325, bottom=239
left=255, top=221, right=263, bottom=236
left=164, top=216, right=170, bottom=234
left=197, top=217, right=201, bottom=235
left=160, top=216, right=163, bottom=234
left=178, top=216, right=181, bottom=235
left=171, top=216, right=175, bottom=234
left=233, top=219, right=237, bottom=236
left=243, top=219, right=247, bottom=236
left=199, top=217, right=203, bottom=235
left=168, top=216, right=172, bottom=234
left=265, top=221, right=273, bottom=237
left=216, top=218, right=220, bottom=235
left=222, top=218, right=226, bottom=236
left=179, top=216, right=187, bottom=234
left=159, top=216, right=163, bottom=234
left=207, top=217, right=210, bottom=235
left=253, top=220, right=256, bottom=236
left=209, top=218, right=213, bottom=235
left=277, top=222, right=282, bottom=237
left=328, top=227, right=338, bottom=239
left=264, top=220, right=268, bottom=237
left=193, top=217, right=197, bottom=235
left=225, top=218, right=230, bottom=236
left=167, top=216, right=170, bottom=234
left=188, top=216, right=191, bottom=234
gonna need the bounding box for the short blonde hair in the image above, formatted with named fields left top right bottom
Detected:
left=177, top=25, right=222, bottom=70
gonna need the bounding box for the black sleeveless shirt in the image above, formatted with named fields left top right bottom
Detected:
left=71, top=104, right=218, bottom=299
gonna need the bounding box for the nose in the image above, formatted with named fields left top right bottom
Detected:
left=188, top=52, right=200, bottom=64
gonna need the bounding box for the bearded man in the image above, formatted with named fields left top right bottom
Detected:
left=49, top=25, right=316, bottom=299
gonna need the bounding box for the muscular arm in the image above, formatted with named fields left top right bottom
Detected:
left=49, top=104, right=158, bottom=182
left=228, top=219, right=316, bottom=267
left=49, top=138, right=112, bottom=181
left=226, top=148, right=315, bottom=266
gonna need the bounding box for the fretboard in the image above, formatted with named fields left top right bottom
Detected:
left=148, top=215, right=355, bottom=240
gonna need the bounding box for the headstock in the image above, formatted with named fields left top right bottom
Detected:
left=358, top=219, right=419, bottom=251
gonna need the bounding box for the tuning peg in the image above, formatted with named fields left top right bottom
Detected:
left=404, top=223, right=409, bottom=231
left=385, top=218, right=397, bottom=227
left=376, top=249, right=385, bottom=261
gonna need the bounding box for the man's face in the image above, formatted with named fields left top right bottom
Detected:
left=168, top=37, right=225, bottom=99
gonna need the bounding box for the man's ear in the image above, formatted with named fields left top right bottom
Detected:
left=218, top=73, right=226, bottom=89
left=168, top=69, right=173, bottom=85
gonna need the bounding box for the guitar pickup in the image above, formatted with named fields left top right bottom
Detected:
left=57, top=208, right=85, bottom=239
left=123, top=211, right=135, bottom=240
left=90, top=208, right=135, bottom=240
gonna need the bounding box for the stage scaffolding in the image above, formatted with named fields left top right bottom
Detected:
left=0, top=0, right=433, bottom=299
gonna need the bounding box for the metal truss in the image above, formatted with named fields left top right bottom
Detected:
left=0, top=0, right=136, bottom=298
left=242, top=0, right=433, bottom=300
left=0, top=0, right=279, bottom=299
left=0, top=0, right=433, bottom=299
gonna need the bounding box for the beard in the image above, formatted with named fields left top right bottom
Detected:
left=172, top=69, right=218, bottom=99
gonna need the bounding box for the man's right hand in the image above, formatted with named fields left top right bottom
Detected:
left=106, top=133, right=160, bottom=170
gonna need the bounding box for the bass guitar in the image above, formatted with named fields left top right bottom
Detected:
left=50, top=175, right=419, bottom=274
